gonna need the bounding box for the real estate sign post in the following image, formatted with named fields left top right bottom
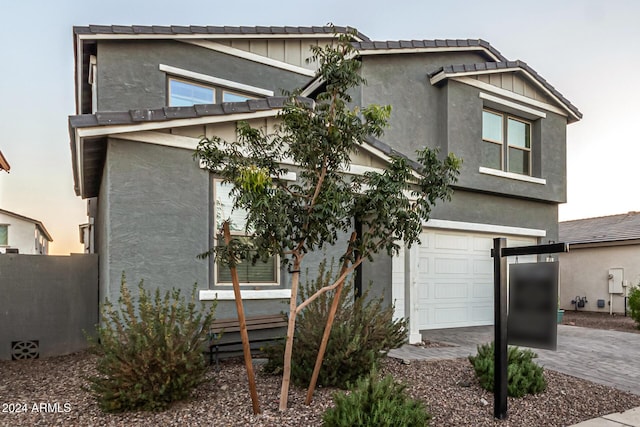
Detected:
left=492, top=239, right=568, bottom=420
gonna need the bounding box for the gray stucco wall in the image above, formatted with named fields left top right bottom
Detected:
left=0, top=254, right=98, bottom=360
left=101, top=138, right=210, bottom=304
left=360, top=53, right=568, bottom=204
left=96, top=40, right=311, bottom=111
left=360, top=52, right=491, bottom=159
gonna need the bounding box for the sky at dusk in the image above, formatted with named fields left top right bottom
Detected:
left=1, top=0, right=639, bottom=255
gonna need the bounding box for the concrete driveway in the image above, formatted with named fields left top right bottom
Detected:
left=388, top=324, right=640, bottom=395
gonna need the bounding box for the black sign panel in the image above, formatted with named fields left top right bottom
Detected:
left=507, top=262, right=558, bottom=350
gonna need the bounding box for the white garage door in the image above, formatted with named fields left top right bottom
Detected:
left=392, top=228, right=536, bottom=330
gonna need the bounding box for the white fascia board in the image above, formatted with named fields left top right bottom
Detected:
left=116, top=131, right=200, bottom=150
left=76, top=133, right=84, bottom=197
left=479, top=92, right=546, bottom=118
left=160, top=64, right=274, bottom=96
left=357, top=142, right=422, bottom=179
left=424, top=218, right=547, bottom=237
left=478, top=166, right=547, bottom=185
left=358, top=46, right=503, bottom=62
left=76, top=109, right=279, bottom=138
left=300, top=78, right=324, bottom=97
left=452, top=76, right=571, bottom=119
left=181, top=40, right=316, bottom=77
left=199, top=289, right=292, bottom=301
left=429, top=67, right=521, bottom=86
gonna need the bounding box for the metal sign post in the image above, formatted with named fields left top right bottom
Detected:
left=493, top=238, right=508, bottom=419
left=491, top=239, right=568, bottom=420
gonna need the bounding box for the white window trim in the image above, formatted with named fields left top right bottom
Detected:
left=159, top=64, right=274, bottom=97
left=482, top=109, right=533, bottom=177
left=479, top=92, right=546, bottom=119
left=168, top=77, right=216, bottom=105
left=479, top=166, right=546, bottom=185
left=213, top=179, right=280, bottom=287
left=199, top=289, right=291, bottom=301
left=0, top=224, right=8, bottom=246
left=222, top=89, right=256, bottom=103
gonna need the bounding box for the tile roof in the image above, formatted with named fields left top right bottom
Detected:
left=560, top=212, right=640, bottom=245
left=0, top=209, right=53, bottom=241
left=69, top=97, right=313, bottom=129
left=429, top=60, right=582, bottom=120
left=353, top=39, right=507, bottom=62
left=73, top=25, right=370, bottom=41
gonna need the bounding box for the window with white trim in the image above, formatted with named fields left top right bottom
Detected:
left=214, top=181, right=278, bottom=285
left=0, top=225, right=7, bottom=246
left=482, top=109, right=532, bottom=176
left=222, top=90, right=255, bottom=103
left=168, top=77, right=257, bottom=107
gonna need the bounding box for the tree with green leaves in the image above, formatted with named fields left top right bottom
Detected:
left=195, top=31, right=461, bottom=410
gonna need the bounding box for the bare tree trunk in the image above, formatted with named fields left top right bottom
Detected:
left=223, top=222, right=261, bottom=415
left=305, top=232, right=357, bottom=405
left=279, top=254, right=302, bottom=411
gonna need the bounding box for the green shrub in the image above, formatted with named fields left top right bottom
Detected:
left=263, top=260, right=407, bottom=388
left=86, top=276, right=216, bottom=412
left=468, top=342, right=546, bottom=397
left=629, top=285, right=640, bottom=329
left=323, top=370, right=430, bottom=427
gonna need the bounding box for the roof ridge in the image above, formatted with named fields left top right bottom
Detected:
left=352, top=38, right=507, bottom=62
left=73, top=25, right=370, bottom=41
left=561, top=211, right=640, bottom=224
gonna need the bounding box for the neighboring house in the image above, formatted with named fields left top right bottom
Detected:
left=0, top=150, right=9, bottom=172
left=69, top=25, right=580, bottom=343
left=0, top=209, right=53, bottom=254
left=559, top=212, right=640, bottom=315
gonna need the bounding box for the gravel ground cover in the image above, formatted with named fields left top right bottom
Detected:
left=2, top=348, right=640, bottom=427
left=2, top=313, right=639, bottom=426
left=562, top=310, right=639, bottom=333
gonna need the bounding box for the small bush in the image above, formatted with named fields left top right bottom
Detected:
left=629, top=285, right=640, bottom=329
left=468, top=342, right=546, bottom=397
left=86, top=276, right=216, bottom=412
left=323, top=370, right=431, bottom=427
left=263, top=260, right=407, bottom=388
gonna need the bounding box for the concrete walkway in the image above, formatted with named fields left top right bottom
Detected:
left=388, top=324, right=640, bottom=426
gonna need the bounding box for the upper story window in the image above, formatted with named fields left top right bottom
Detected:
left=169, top=78, right=215, bottom=106
left=214, top=181, right=278, bottom=285
left=482, top=109, right=531, bottom=176
left=222, top=91, right=255, bottom=103
left=0, top=225, right=7, bottom=246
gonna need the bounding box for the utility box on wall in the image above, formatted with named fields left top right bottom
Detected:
left=608, top=268, right=624, bottom=294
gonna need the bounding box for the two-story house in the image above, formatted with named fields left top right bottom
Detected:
left=0, top=209, right=53, bottom=255
left=68, top=25, right=580, bottom=343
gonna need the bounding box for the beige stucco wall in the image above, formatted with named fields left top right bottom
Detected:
left=559, top=244, right=640, bottom=314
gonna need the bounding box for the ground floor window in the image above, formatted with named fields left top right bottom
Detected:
left=214, top=180, right=278, bottom=285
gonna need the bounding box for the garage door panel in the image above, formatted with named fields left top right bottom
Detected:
left=435, top=233, right=469, bottom=250
left=470, top=304, right=493, bottom=322
left=434, top=257, right=468, bottom=274
left=473, top=258, right=493, bottom=275
left=434, top=282, right=468, bottom=299
left=473, top=236, right=494, bottom=252
left=434, top=305, right=468, bottom=324
left=472, top=282, right=493, bottom=299
left=411, top=228, right=537, bottom=330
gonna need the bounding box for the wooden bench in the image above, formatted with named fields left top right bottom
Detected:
left=208, top=314, right=288, bottom=367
